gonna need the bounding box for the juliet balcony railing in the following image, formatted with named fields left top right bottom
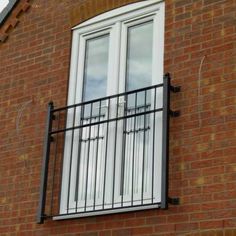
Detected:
left=37, top=74, right=180, bottom=224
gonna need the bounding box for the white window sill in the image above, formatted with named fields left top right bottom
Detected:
left=53, top=204, right=160, bottom=221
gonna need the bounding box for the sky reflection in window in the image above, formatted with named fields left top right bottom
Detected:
left=126, top=21, right=153, bottom=92
left=126, top=21, right=153, bottom=106
left=83, top=35, right=109, bottom=102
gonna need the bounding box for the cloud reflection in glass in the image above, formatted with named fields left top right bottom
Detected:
left=83, top=35, right=109, bottom=102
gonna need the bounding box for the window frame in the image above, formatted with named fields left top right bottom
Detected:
left=56, top=0, right=165, bottom=220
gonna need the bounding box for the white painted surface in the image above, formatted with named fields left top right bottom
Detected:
left=0, top=0, right=9, bottom=13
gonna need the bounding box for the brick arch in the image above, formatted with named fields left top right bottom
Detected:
left=69, top=0, right=144, bottom=28
left=0, top=0, right=31, bottom=43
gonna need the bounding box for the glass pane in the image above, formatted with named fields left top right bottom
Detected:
left=83, top=34, right=109, bottom=102
left=126, top=21, right=153, bottom=92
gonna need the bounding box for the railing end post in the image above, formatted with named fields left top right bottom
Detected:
left=48, top=101, right=54, bottom=109
left=37, top=101, right=54, bottom=224
left=36, top=214, right=44, bottom=224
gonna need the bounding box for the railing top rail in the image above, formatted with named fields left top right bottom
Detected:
left=52, top=83, right=164, bottom=113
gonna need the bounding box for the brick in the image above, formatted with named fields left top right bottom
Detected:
left=81, top=233, right=98, bottom=236
left=131, top=226, right=153, bottom=235
left=99, top=231, right=112, bottom=236
left=175, top=0, right=193, bottom=8
left=201, top=230, right=223, bottom=236
left=175, top=222, right=199, bottom=232
left=154, top=224, right=175, bottom=233
left=204, top=0, right=226, bottom=6
left=112, top=229, right=132, bottom=236
left=224, top=229, right=236, bottom=236
left=200, top=220, right=223, bottom=230
left=167, top=214, right=189, bottom=223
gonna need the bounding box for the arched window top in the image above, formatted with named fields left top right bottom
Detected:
left=73, top=0, right=164, bottom=31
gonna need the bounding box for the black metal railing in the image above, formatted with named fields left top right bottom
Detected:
left=37, top=74, right=180, bottom=223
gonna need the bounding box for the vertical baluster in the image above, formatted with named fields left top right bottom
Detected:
left=103, top=98, right=110, bottom=209
left=121, top=94, right=128, bottom=207
left=90, top=116, right=95, bottom=201
left=81, top=119, right=88, bottom=204
left=84, top=102, right=93, bottom=211
left=98, top=121, right=104, bottom=199
left=152, top=87, right=157, bottom=203
left=58, top=109, right=67, bottom=216
left=93, top=100, right=102, bottom=210
left=131, top=92, right=137, bottom=206
left=66, top=105, right=77, bottom=214
left=141, top=91, right=147, bottom=205
left=128, top=108, right=132, bottom=199
left=75, top=104, right=85, bottom=212
left=136, top=110, right=139, bottom=196
left=50, top=111, right=61, bottom=216
left=112, top=96, right=119, bottom=208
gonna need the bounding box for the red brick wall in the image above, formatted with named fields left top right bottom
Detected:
left=0, top=0, right=235, bottom=235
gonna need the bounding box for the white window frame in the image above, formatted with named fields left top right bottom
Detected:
left=55, top=0, right=165, bottom=220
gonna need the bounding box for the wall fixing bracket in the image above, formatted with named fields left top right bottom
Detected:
left=170, top=85, right=181, bottom=93
left=168, top=197, right=180, bottom=205
left=170, top=110, right=180, bottom=117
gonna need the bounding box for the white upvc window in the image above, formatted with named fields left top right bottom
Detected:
left=58, top=0, right=165, bottom=219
